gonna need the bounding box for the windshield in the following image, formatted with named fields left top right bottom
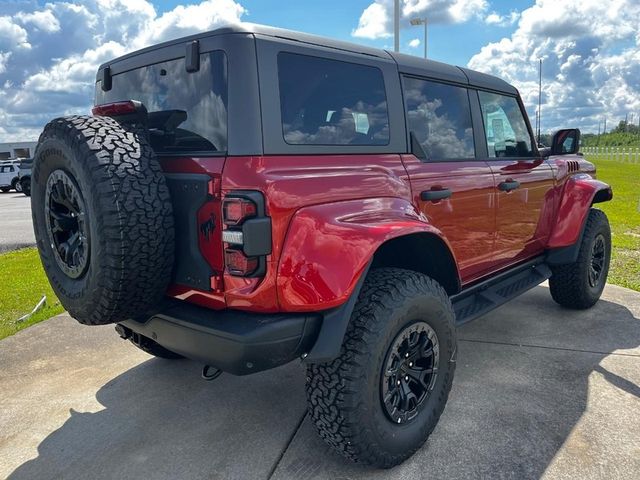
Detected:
left=95, top=51, right=228, bottom=154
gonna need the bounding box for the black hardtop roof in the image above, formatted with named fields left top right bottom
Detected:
left=98, top=23, right=517, bottom=95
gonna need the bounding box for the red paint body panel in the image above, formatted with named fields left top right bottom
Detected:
left=547, top=172, right=611, bottom=248
left=221, top=155, right=412, bottom=312
left=277, top=197, right=450, bottom=311
left=160, top=152, right=611, bottom=313
left=487, top=158, right=556, bottom=269
left=400, top=155, right=496, bottom=283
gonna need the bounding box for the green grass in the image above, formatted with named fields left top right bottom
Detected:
left=588, top=156, right=640, bottom=291
left=0, top=248, right=64, bottom=340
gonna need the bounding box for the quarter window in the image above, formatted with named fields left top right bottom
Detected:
left=403, top=77, right=475, bottom=160
left=277, top=52, right=390, bottom=146
left=478, top=91, right=533, bottom=158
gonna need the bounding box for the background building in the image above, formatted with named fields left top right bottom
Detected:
left=0, top=141, right=37, bottom=160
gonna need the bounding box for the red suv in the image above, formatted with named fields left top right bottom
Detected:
left=31, top=24, right=613, bottom=468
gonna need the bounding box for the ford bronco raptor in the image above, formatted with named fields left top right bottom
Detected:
left=32, top=24, right=613, bottom=468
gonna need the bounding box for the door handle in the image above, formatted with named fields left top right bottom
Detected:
left=498, top=180, right=520, bottom=192
left=420, top=188, right=452, bottom=202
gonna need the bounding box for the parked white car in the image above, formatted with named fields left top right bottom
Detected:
left=0, top=161, right=21, bottom=192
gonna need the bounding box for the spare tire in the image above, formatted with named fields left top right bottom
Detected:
left=32, top=115, right=175, bottom=325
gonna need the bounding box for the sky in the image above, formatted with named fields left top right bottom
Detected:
left=0, top=0, right=638, bottom=142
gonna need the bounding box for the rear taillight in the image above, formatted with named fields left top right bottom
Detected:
left=92, top=100, right=140, bottom=116
left=223, top=197, right=257, bottom=226
left=222, top=192, right=272, bottom=277
left=225, top=248, right=259, bottom=276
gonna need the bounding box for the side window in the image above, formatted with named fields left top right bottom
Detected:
left=403, top=77, right=475, bottom=159
left=478, top=91, right=533, bottom=158
left=277, top=52, right=390, bottom=146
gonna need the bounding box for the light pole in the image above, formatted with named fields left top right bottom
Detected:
left=394, top=0, right=400, bottom=53
left=410, top=17, right=428, bottom=59
left=537, top=58, right=542, bottom=144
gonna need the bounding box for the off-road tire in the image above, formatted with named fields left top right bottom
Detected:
left=306, top=268, right=457, bottom=468
left=20, top=176, right=30, bottom=196
left=549, top=208, right=611, bottom=309
left=32, top=115, right=175, bottom=325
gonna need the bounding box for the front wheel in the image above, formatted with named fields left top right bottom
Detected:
left=20, top=177, right=30, bottom=196
left=306, top=268, right=456, bottom=468
left=549, top=208, right=611, bottom=309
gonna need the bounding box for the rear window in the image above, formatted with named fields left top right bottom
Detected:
left=277, top=52, right=389, bottom=146
left=95, top=51, right=228, bottom=154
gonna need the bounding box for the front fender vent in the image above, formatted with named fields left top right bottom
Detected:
left=567, top=160, right=580, bottom=173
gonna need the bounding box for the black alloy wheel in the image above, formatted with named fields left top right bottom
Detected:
left=44, top=169, right=90, bottom=279
left=588, top=233, right=606, bottom=288
left=381, top=321, right=440, bottom=424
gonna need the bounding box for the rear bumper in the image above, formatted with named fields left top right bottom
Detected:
left=120, top=301, right=322, bottom=375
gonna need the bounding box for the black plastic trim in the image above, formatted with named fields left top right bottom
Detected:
left=120, top=301, right=322, bottom=375
left=451, top=256, right=551, bottom=325
left=164, top=173, right=213, bottom=291
left=242, top=217, right=272, bottom=256
left=303, top=261, right=371, bottom=363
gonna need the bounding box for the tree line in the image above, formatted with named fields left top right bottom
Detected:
left=582, top=120, right=640, bottom=147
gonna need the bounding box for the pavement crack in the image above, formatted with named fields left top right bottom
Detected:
left=267, top=410, right=307, bottom=480
left=459, top=338, right=640, bottom=357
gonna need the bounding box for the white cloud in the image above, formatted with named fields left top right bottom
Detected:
left=0, top=15, right=31, bottom=49
left=16, top=9, right=61, bottom=33
left=353, top=0, right=488, bottom=39
left=0, top=0, right=246, bottom=142
left=408, top=38, right=421, bottom=48
left=468, top=0, right=640, bottom=133
left=484, top=11, right=519, bottom=26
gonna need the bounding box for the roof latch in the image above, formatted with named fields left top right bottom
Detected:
left=100, top=66, right=112, bottom=92
left=186, top=40, right=200, bottom=73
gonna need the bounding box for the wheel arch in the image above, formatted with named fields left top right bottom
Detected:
left=370, top=232, right=461, bottom=296
left=303, top=231, right=460, bottom=364
left=547, top=174, right=612, bottom=250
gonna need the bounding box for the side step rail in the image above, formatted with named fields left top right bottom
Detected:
left=451, top=257, right=552, bottom=326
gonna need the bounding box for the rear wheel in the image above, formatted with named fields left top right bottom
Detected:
left=306, top=268, right=456, bottom=468
left=549, top=209, right=611, bottom=309
left=32, top=115, right=175, bottom=325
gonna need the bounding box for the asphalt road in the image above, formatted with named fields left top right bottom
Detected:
left=0, top=191, right=35, bottom=252
left=1, top=284, right=639, bottom=479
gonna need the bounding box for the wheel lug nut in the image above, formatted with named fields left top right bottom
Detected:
left=397, top=380, right=401, bottom=385
left=397, top=418, right=401, bottom=423
left=409, top=362, right=413, bottom=367
left=405, top=353, right=409, bottom=358
left=405, top=376, right=409, bottom=381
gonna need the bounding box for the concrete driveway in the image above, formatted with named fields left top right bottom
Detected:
left=0, top=191, right=35, bottom=252
left=1, top=284, right=639, bottom=480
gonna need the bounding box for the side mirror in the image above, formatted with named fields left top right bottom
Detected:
left=551, top=128, right=581, bottom=155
